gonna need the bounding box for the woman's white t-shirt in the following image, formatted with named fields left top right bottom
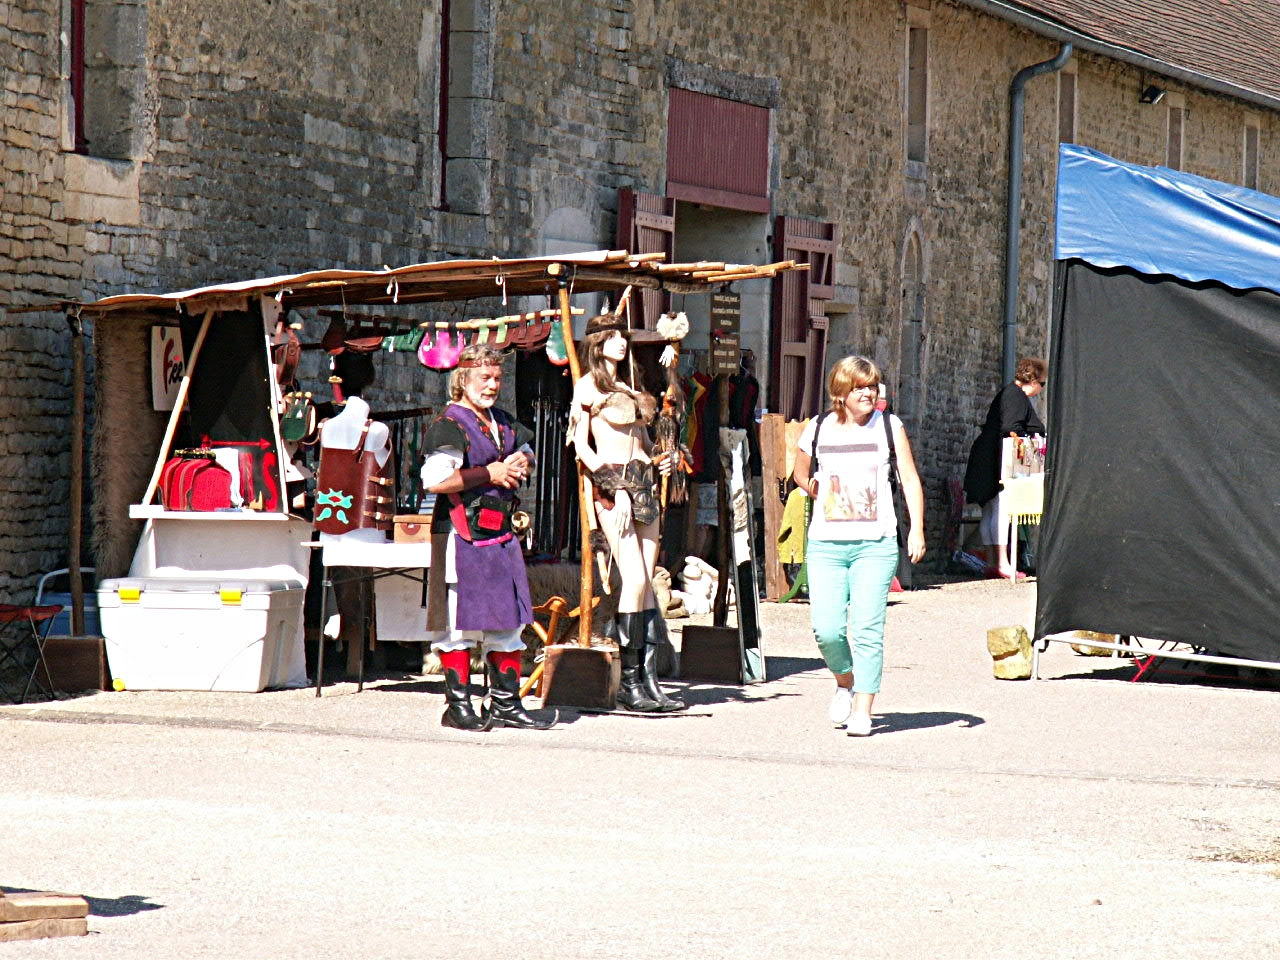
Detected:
left=796, top=410, right=900, bottom=542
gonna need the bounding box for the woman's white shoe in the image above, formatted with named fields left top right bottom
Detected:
left=828, top=687, right=853, bottom=727
left=846, top=712, right=872, bottom=736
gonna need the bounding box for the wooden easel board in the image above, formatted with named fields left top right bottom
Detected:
left=761, top=414, right=810, bottom=600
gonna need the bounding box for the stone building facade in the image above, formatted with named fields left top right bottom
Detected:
left=3, top=0, right=1280, bottom=598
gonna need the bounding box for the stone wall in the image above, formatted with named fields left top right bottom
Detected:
left=5, top=0, right=1280, bottom=599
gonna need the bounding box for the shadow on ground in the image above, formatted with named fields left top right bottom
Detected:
left=1053, top=658, right=1280, bottom=691
left=749, top=655, right=825, bottom=680
left=872, top=710, right=984, bottom=734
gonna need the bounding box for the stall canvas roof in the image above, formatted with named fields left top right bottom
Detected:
left=1056, top=143, right=1280, bottom=296
left=34, top=250, right=803, bottom=318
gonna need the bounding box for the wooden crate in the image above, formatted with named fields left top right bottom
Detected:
left=39, top=635, right=109, bottom=693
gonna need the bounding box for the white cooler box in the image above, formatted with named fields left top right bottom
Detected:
left=99, top=578, right=305, bottom=692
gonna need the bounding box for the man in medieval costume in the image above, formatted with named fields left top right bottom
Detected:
left=421, top=344, right=553, bottom=731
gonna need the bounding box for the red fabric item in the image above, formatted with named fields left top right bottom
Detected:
left=477, top=507, right=505, bottom=531
left=687, top=371, right=713, bottom=476
left=486, top=649, right=521, bottom=679
left=438, top=649, right=472, bottom=679
left=163, top=459, right=208, bottom=510
left=189, top=461, right=232, bottom=511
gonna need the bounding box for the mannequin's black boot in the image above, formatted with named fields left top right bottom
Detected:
left=642, top=609, right=689, bottom=712
left=614, top=613, right=661, bottom=712
left=440, top=652, right=489, bottom=731
left=487, top=652, right=556, bottom=729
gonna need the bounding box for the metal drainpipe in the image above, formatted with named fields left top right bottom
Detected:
left=1003, top=42, right=1072, bottom=384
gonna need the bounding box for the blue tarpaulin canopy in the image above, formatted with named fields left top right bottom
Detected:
left=1056, top=143, right=1280, bottom=295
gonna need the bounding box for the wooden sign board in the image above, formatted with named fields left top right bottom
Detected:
left=709, top=292, right=741, bottom=375
left=710, top=292, right=741, bottom=333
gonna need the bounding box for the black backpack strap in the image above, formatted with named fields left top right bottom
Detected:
left=803, top=413, right=826, bottom=531
left=810, top=412, right=824, bottom=477
left=882, top=411, right=901, bottom=492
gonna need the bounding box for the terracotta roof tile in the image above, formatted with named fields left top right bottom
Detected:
left=994, top=0, right=1280, bottom=103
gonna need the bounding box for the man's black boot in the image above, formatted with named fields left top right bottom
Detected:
left=487, top=652, right=556, bottom=729
left=440, top=652, right=489, bottom=731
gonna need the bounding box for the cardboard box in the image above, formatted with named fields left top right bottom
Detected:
left=393, top=514, right=432, bottom=544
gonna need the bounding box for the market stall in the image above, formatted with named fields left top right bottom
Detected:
left=35, top=251, right=803, bottom=693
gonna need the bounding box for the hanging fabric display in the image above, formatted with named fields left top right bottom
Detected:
left=545, top=317, right=569, bottom=366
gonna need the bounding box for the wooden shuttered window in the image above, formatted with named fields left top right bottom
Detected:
left=770, top=217, right=837, bottom=421
left=616, top=188, right=675, bottom=330
left=666, top=87, right=771, bottom=213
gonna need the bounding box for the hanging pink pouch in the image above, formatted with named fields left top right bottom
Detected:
left=420, top=330, right=466, bottom=370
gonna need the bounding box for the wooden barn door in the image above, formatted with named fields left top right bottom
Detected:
left=616, top=188, right=675, bottom=330
left=770, top=217, right=836, bottom=420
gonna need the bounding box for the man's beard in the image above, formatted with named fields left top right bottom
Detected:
left=466, top=388, right=496, bottom=409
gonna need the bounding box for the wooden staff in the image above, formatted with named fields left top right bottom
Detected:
left=548, top=264, right=595, bottom=647
left=67, top=312, right=85, bottom=634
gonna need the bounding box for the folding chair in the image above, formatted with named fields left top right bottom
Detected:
left=0, top=604, right=62, bottom=703
left=33, top=567, right=99, bottom=636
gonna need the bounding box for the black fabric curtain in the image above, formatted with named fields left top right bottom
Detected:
left=1036, top=260, right=1280, bottom=662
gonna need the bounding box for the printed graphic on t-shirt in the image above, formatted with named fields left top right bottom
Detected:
left=814, top=437, right=885, bottom=522
left=820, top=442, right=881, bottom=523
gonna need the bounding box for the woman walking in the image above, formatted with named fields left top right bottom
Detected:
left=792, top=357, right=926, bottom=736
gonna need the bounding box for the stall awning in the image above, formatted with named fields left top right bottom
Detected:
left=25, top=250, right=802, bottom=318
left=1056, top=143, right=1280, bottom=295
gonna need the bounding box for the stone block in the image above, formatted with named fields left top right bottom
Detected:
left=1070, top=629, right=1119, bottom=656
left=444, top=97, right=492, bottom=158
left=444, top=158, right=491, bottom=216
left=986, top=624, right=1032, bottom=680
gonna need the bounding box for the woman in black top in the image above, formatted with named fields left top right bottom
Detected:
left=963, top=357, right=1046, bottom=578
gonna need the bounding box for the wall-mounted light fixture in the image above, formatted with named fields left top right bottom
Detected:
left=1140, top=85, right=1166, bottom=105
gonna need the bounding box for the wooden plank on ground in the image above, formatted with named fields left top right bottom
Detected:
left=0, top=892, right=90, bottom=922
left=0, top=917, right=89, bottom=941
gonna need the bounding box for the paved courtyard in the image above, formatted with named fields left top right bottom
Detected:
left=3, top=578, right=1278, bottom=958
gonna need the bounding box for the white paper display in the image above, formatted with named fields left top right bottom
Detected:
left=151, top=325, right=185, bottom=411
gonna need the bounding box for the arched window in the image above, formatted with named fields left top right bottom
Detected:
left=897, top=231, right=926, bottom=426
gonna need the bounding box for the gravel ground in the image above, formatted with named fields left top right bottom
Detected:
left=3, top=576, right=1278, bottom=959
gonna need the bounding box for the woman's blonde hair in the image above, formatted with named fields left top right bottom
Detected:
left=448, top=345, right=507, bottom=401
left=827, top=355, right=882, bottom=422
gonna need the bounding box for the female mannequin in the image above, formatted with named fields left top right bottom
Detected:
left=570, top=313, right=683, bottom=712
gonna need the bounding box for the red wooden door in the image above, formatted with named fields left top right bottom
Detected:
left=616, top=188, right=675, bottom=330
left=770, top=217, right=836, bottom=420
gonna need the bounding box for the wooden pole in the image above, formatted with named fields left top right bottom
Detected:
left=550, top=267, right=594, bottom=647
left=760, top=413, right=786, bottom=601
left=139, top=308, right=214, bottom=508
left=66, top=312, right=85, bottom=635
